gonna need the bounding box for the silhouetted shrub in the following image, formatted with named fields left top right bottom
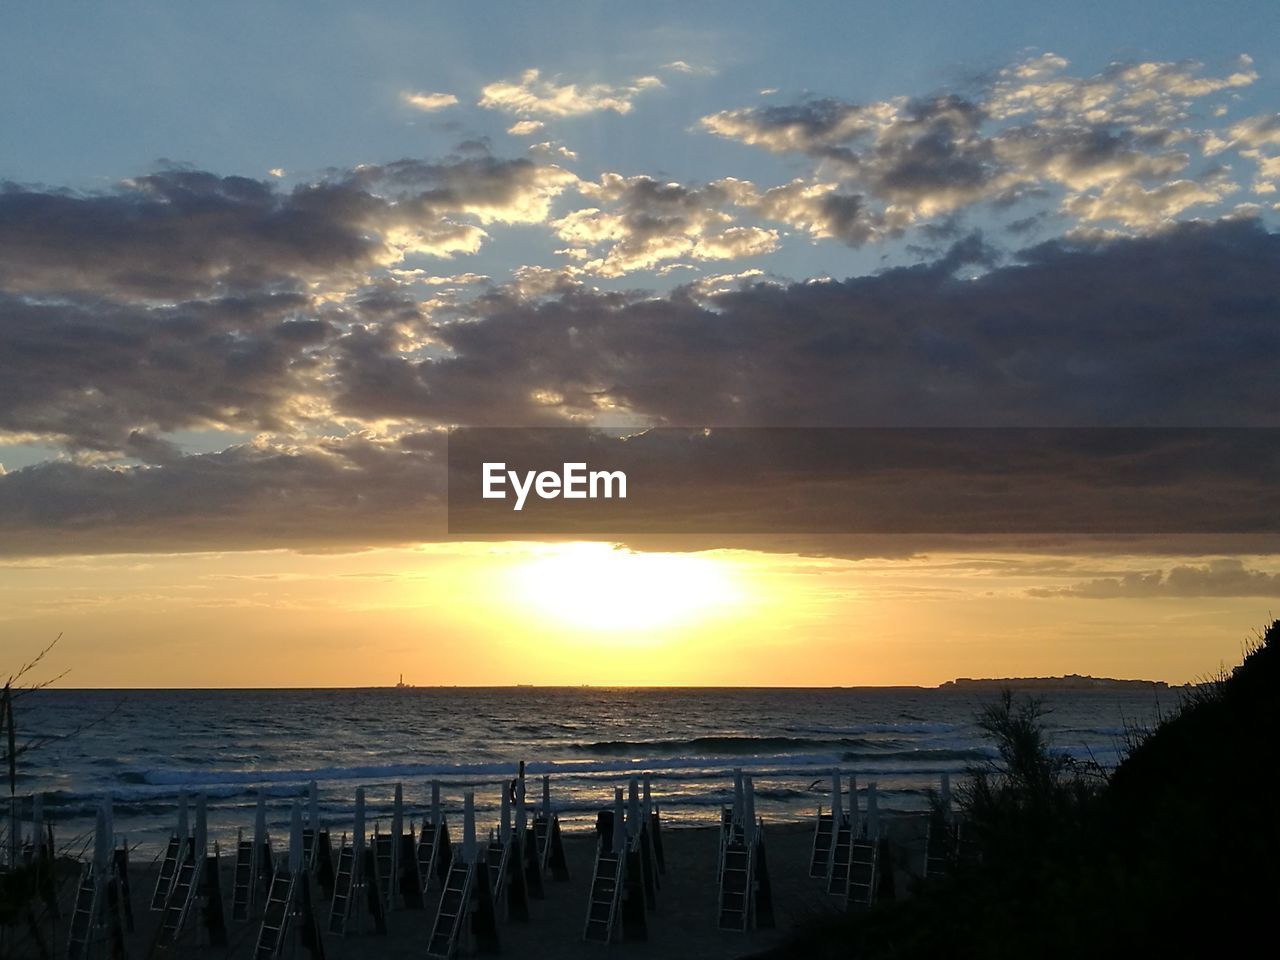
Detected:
left=758, top=620, right=1280, bottom=960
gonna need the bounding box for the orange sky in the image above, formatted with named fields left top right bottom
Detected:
left=2, top=543, right=1270, bottom=688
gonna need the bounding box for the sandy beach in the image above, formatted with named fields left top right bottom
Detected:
left=14, top=817, right=931, bottom=959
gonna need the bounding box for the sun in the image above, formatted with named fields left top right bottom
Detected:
left=504, top=542, right=742, bottom=633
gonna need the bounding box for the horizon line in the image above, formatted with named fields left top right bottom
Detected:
left=32, top=678, right=1186, bottom=692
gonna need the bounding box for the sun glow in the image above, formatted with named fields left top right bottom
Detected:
left=505, top=542, right=742, bottom=633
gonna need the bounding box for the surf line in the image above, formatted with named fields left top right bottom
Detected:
left=482, top=462, right=628, bottom=512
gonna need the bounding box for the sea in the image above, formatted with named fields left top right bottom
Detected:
left=8, top=686, right=1172, bottom=860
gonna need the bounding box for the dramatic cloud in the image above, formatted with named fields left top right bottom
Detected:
left=0, top=159, right=577, bottom=299
left=0, top=434, right=447, bottom=556
left=720, top=178, right=907, bottom=246
left=5, top=425, right=1277, bottom=558
left=677, top=269, right=768, bottom=300
left=400, top=90, right=460, bottom=112
left=329, top=218, right=1280, bottom=428
left=418, top=272, right=490, bottom=286
left=0, top=291, right=330, bottom=455
left=479, top=69, right=662, bottom=118
left=446, top=427, right=1280, bottom=539
left=1029, top=559, right=1280, bottom=598
left=0, top=157, right=576, bottom=455
left=1062, top=176, right=1233, bottom=226
left=701, top=53, right=1259, bottom=238
left=552, top=173, right=883, bottom=275
left=503, top=265, right=584, bottom=299
left=552, top=173, right=780, bottom=275
left=10, top=213, right=1268, bottom=460
left=2, top=51, right=1278, bottom=557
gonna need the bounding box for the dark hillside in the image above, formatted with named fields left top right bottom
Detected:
left=758, top=620, right=1280, bottom=959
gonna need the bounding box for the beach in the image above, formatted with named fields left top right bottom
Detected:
left=16, top=818, right=933, bottom=959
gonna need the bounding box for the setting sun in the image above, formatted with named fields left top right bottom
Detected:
left=504, top=542, right=742, bottom=634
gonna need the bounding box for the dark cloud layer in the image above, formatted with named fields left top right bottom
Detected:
left=447, top=428, right=1280, bottom=537
left=1, top=211, right=1277, bottom=554
left=1029, top=559, right=1280, bottom=598
left=335, top=218, right=1280, bottom=428
left=0, top=291, right=327, bottom=454
left=0, top=436, right=446, bottom=556
left=0, top=159, right=573, bottom=299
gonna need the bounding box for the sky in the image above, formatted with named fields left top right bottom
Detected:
left=2, top=2, right=1278, bottom=687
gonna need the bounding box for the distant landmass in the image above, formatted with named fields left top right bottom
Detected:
left=939, top=674, right=1172, bottom=691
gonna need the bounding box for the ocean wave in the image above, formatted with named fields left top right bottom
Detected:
left=840, top=747, right=991, bottom=763
left=120, top=752, right=851, bottom=790
left=785, top=722, right=961, bottom=736
left=573, top=736, right=876, bottom=755
left=107, top=747, right=981, bottom=798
